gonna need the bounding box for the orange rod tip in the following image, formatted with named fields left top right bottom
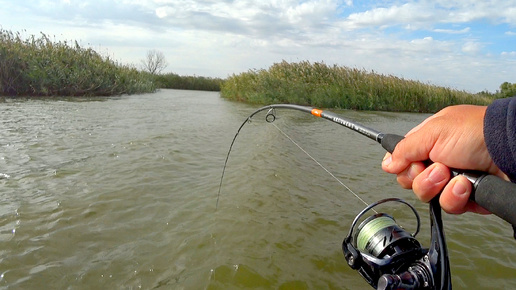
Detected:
left=311, top=108, right=323, bottom=117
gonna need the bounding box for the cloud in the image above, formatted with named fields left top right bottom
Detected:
left=343, top=0, right=516, bottom=30
left=440, top=0, right=516, bottom=24
left=502, top=51, right=516, bottom=56
left=154, top=0, right=348, bottom=39
left=345, top=2, right=435, bottom=30
left=462, top=41, right=483, bottom=54
left=433, top=27, right=470, bottom=34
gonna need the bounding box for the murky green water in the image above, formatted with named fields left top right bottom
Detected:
left=1, top=89, right=515, bottom=289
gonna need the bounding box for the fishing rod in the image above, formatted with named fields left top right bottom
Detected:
left=219, top=104, right=516, bottom=227
left=218, top=104, right=516, bottom=290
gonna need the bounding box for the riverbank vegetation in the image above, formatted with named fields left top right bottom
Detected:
left=0, top=29, right=156, bottom=97
left=2, top=28, right=512, bottom=110
left=221, top=61, right=500, bottom=113
left=153, top=73, right=224, bottom=91
left=0, top=29, right=224, bottom=97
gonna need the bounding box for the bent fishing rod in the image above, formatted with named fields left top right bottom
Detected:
left=218, top=104, right=516, bottom=290
left=222, top=104, right=516, bottom=229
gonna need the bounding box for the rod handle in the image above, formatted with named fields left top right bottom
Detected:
left=471, top=175, right=516, bottom=228
left=380, top=133, right=516, bottom=228
left=380, top=133, right=405, bottom=153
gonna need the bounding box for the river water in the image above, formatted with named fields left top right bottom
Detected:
left=0, top=89, right=515, bottom=289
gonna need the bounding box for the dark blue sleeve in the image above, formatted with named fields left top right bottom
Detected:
left=484, top=97, right=516, bottom=182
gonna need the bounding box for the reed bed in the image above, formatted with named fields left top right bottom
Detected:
left=0, top=29, right=155, bottom=97
left=154, top=73, right=224, bottom=91
left=221, top=60, right=496, bottom=112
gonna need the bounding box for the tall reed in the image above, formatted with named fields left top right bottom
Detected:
left=154, top=73, right=224, bottom=91
left=0, top=29, right=155, bottom=97
left=221, top=60, right=496, bottom=112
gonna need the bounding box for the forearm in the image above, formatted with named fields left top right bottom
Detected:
left=484, top=96, right=516, bottom=182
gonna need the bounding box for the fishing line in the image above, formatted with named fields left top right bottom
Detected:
left=269, top=122, right=376, bottom=212
left=217, top=106, right=378, bottom=212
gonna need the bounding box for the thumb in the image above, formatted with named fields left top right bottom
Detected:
left=439, top=176, right=472, bottom=214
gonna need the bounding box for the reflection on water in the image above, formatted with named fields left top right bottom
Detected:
left=0, top=89, right=514, bottom=289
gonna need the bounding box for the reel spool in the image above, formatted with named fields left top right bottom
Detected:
left=354, top=213, right=421, bottom=259
left=343, top=198, right=434, bottom=290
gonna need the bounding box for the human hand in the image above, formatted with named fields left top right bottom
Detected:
left=381, top=105, right=507, bottom=214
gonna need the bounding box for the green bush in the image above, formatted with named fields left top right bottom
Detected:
left=499, top=82, right=516, bottom=99
left=221, top=60, right=498, bottom=112
left=0, top=29, right=156, bottom=97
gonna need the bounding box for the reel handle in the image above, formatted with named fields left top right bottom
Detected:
left=380, top=133, right=516, bottom=229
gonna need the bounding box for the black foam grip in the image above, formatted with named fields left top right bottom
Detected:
left=472, top=175, right=516, bottom=227
left=380, top=134, right=405, bottom=153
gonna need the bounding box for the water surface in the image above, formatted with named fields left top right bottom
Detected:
left=1, top=89, right=515, bottom=289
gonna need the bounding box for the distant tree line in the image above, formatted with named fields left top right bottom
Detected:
left=152, top=73, right=224, bottom=92
left=140, top=50, right=223, bottom=91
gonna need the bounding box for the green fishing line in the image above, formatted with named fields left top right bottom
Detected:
left=356, top=216, right=397, bottom=253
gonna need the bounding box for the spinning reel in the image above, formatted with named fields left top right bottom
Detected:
left=342, top=198, right=451, bottom=290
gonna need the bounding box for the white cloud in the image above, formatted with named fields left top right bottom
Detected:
left=441, top=1, right=516, bottom=24
left=152, top=0, right=347, bottom=39
left=345, top=2, right=434, bottom=29
left=461, top=41, right=483, bottom=54
left=434, top=27, right=470, bottom=34
left=343, top=0, right=516, bottom=30
left=155, top=7, right=169, bottom=19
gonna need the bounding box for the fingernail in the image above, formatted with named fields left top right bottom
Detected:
left=428, top=166, right=446, bottom=184
left=382, top=155, right=392, bottom=166
left=407, top=163, right=419, bottom=180
left=452, top=180, right=468, bottom=196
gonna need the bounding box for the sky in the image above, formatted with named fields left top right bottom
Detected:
left=1, top=0, right=516, bottom=93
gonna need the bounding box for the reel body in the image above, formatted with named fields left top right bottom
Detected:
left=342, top=198, right=449, bottom=290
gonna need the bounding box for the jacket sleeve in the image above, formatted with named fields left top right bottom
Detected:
left=484, top=96, right=516, bottom=182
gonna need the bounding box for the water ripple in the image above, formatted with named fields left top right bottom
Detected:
left=0, top=90, right=514, bottom=289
